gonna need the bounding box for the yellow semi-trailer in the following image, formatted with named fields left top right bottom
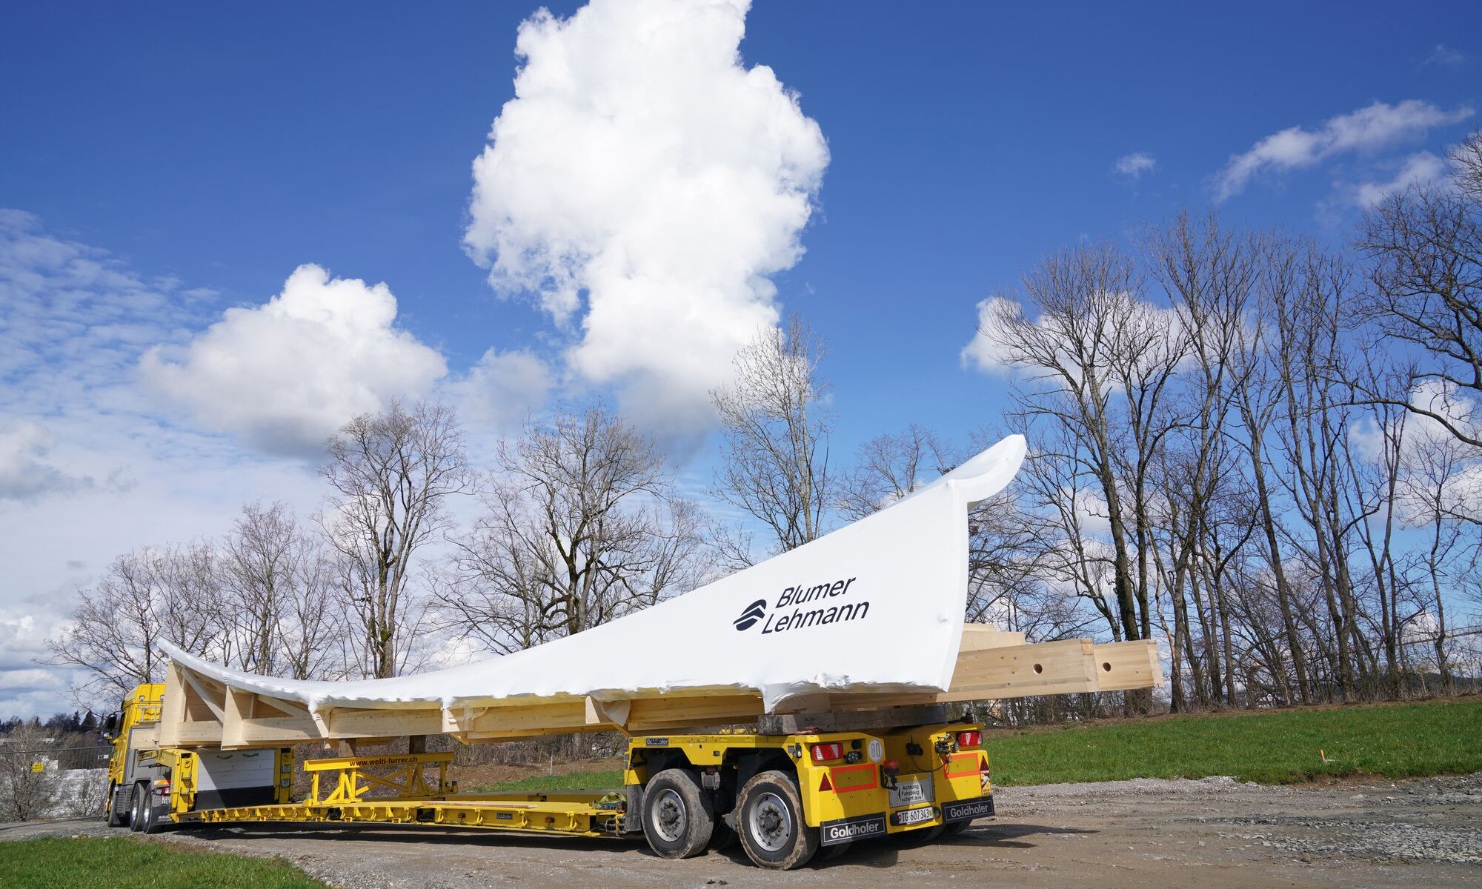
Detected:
left=103, top=682, right=993, bottom=869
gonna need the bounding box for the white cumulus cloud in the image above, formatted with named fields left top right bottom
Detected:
left=1349, top=151, right=1453, bottom=207
left=0, top=420, right=93, bottom=502
left=960, top=296, right=1021, bottom=375
left=141, top=264, right=447, bottom=455
left=445, top=348, right=554, bottom=429
left=1214, top=100, right=1474, bottom=202
left=1114, top=152, right=1157, bottom=179
left=463, top=0, right=829, bottom=439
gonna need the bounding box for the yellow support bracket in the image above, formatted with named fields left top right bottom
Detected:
left=303, top=753, right=455, bottom=805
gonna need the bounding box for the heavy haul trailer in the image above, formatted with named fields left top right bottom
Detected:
left=101, top=438, right=1160, bottom=868
left=103, top=684, right=995, bottom=869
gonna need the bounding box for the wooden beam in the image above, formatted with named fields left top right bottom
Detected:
left=948, top=639, right=1098, bottom=697
left=155, top=661, right=189, bottom=747
left=1090, top=640, right=1164, bottom=691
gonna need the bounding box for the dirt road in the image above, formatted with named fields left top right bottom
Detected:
left=6, top=774, right=1479, bottom=887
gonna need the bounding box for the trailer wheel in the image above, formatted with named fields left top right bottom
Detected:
left=106, top=783, right=127, bottom=828
left=642, top=768, right=714, bottom=859
left=736, top=770, right=818, bottom=870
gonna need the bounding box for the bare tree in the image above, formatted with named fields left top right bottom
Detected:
left=1357, top=131, right=1482, bottom=449
left=986, top=242, right=1185, bottom=646
left=438, top=404, right=704, bottom=653
left=839, top=424, right=949, bottom=521
left=221, top=501, right=343, bottom=680
left=1398, top=419, right=1481, bottom=693
left=711, top=316, right=835, bottom=557
left=1143, top=211, right=1260, bottom=709
left=0, top=723, right=59, bottom=822
left=46, top=547, right=228, bottom=705
left=320, top=400, right=470, bottom=679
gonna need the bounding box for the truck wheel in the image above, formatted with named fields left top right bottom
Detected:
left=106, top=784, right=127, bottom=828
left=140, top=792, right=163, bottom=834
left=642, top=768, right=714, bottom=859
left=736, top=770, right=818, bottom=870
left=128, top=784, right=146, bottom=832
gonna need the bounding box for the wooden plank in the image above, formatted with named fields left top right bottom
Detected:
left=1090, top=640, right=1163, bottom=691
left=959, top=624, right=1028, bottom=651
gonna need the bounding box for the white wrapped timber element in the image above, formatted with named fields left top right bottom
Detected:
left=158, top=436, right=1027, bottom=743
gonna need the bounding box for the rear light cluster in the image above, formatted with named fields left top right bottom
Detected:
left=957, top=730, right=982, bottom=748
left=811, top=742, right=844, bottom=763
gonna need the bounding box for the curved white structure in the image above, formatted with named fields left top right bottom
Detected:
left=162, top=436, right=1027, bottom=722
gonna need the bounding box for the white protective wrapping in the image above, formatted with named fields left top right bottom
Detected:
left=161, top=435, right=1026, bottom=713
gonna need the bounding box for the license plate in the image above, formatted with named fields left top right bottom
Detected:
left=888, top=776, right=935, bottom=808
left=891, top=805, right=937, bottom=827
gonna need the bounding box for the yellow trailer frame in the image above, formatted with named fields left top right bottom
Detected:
left=173, top=750, right=626, bottom=837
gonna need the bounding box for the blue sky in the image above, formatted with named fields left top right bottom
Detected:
left=2, top=0, right=1478, bottom=716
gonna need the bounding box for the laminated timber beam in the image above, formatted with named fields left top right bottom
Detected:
left=161, top=632, right=1163, bottom=749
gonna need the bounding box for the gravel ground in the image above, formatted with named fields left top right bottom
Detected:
left=5, top=774, right=1479, bottom=887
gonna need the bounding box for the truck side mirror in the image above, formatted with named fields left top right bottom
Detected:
left=102, top=712, right=118, bottom=739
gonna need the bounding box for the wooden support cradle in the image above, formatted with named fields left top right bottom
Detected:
left=158, top=625, right=1161, bottom=750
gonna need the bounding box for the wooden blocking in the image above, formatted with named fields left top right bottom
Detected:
left=623, top=693, right=765, bottom=733
left=959, top=624, right=1028, bottom=651
left=758, top=705, right=949, bottom=736
left=945, top=639, right=1098, bottom=699
left=327, top=706, right=450, bottom=740
left=1089, top=639, right=1163, bottom=691
left=459, top=700, right=591, bottom=740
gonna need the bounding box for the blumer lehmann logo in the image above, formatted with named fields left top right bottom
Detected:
left=733, top=599, right=767, bottom=631
left=731, top=577, right=869, bottom=634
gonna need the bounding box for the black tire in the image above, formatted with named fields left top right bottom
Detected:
left=140, top=790, right=165, bottom=835
left=106, top=784, right=127, bottom=828
left=642, top=768, right=714, bottom=859
left=735, top=770, right=818, bottom=870
left=128, top=784, right=146, bottom=832
left=708, top=820, right=739, bottom=852
left=941, top=820, right=972, bottom=838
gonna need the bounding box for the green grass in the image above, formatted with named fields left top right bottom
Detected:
left=985, top=697, right=1482, bottom=786
left=0, top=837, right=328, bottom=889
left=465, top=699, right=1482, bottom=793
left=473, top=768, right=624, bottom=793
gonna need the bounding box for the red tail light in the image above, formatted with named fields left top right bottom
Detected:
left=811, top=742, right=844, bottom=763
left=957, top=731, right=982, bottom=748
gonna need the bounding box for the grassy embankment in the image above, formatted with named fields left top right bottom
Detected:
left=0, top=837, right=328, bottom=889
left=474, top=696, right=1482, bottom=791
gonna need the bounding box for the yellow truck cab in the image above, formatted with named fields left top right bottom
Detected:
left=101, top=683, right=165, bottom=829
left=102, top=683, right=291, bottom=834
